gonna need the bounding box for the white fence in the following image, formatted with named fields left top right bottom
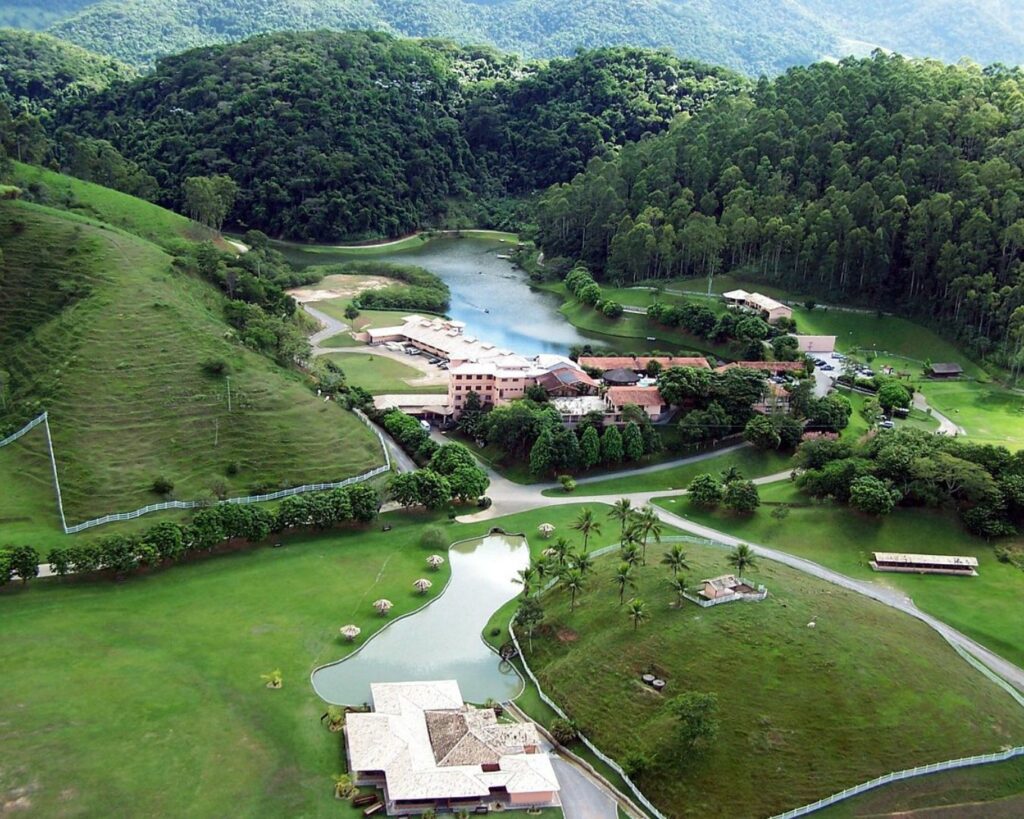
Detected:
left=681, top=577, right=767, bottom=608
left=3, top=408, right=393, bottom=535
left=770, top=746, right=1024, bottom=818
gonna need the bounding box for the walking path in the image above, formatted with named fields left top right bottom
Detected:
left=303, top=304, right=350, bottom=352
left=913, top=391, right=965, bottom=436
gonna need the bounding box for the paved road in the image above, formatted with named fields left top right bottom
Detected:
left=302, top=303, right=350, bottom=353
left=551, top=757, right=617, bottom=819
left=913, top=391, right=965, bottom=436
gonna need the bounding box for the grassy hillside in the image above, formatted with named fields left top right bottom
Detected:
left=0, top=198, right=383, bottom=526
left=526, top=539, right=1024, bottom=817
left=10, top=162, right=220, bottom=250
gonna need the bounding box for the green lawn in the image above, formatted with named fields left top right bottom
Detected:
left=815, top=756, right=1024, bottom=817
left=310, top=298, right=425, bottom=331
left=656, top=482, right=1024, bottom=669
left=922, top=379, right=1024, bottom=450
left=0, top=200, right=383, bottom=526
left=0, top=503, right=604, bottom=817
left=524, top=539, right=1024, bottom=818
left=319, top=331, right=363, bottom=348
left=544, top=445, right=793, bottom=497
left=321, top=352, right=447, bottom=395
left=541, top=283, right=740, bottom=359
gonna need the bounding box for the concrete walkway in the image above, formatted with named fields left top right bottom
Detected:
left=913, top=391, right=965, bottom=436
left=302, top=303, right=350, bottom=352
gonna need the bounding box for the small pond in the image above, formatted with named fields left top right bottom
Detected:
left=310, top=533, right=529, bottom=706
left=279, top=236, right=635, bottom=356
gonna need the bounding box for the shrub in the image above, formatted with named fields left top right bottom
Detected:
left=550, top=718, right=579, bottom=745
left=151, top=476, right=174, bottom=495
left=419, top=526, right=448, bottom=551
left=201, top=358, right=230, bottom=376
left=621, top=750, right=652, bottom=778
left=477, top=496, right=493, bottom=510
left=559, top=475, right=577, bottom=493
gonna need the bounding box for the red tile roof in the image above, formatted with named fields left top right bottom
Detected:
left=579, top=356, right=710, bottom=371
left=606, top=386, right=665, bottom=408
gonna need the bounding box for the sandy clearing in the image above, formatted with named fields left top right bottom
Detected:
left=287, top=274, right=392, bottom=304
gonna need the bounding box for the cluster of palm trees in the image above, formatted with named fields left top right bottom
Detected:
left=515, top=501, right=761, bottom=635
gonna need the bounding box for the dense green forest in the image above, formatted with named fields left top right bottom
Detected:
left=0, top=28, right=133, bottom=111
left=8, top=0, right=1024, bottom=75
left=54, top=31, right=738, bottom=240
left=536, top=53, right=1024, bottom=372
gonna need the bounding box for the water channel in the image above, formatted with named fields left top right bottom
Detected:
left=279, top=235, right=649, bottom=356
left=310, top=533, right=529, bottom=706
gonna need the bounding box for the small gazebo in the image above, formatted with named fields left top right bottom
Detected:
left=601, top=367, right=640, bottom=386
left=538, top=523, right=556, bottom=539
left=339, top=624, right=362, bottom=642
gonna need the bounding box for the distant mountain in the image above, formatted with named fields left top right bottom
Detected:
left=6, top=0, right=1022, bottom=74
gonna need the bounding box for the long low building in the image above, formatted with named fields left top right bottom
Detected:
left=870, top=552, right=979, bottom=576
left=723, top=289, right=793, bottom=324
left=578, top=355, right=710, bottom=372
left=345, top=680, right=560, bottom=815
left=367, top=315, right=513, bottom=366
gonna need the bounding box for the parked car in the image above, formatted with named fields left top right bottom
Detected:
left=880, top=420, right=895, bottom=429
left=821, top=364, right=834, bottom=371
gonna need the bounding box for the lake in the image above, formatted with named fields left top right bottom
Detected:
left=279, top=236, right=618, bottom=356
left=310, top=533, right=528, bottom=706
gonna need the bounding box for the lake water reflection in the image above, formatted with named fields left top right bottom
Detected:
left=310, top=533, right=528, bottom=706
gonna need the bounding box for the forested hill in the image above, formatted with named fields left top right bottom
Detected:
left=13, top=0, right=1023, bottom=75
left=55, top=31, right=740, bottom=240
left=0, top=28, right=133, bottom=110
left=536, top=53, right=1024, bottom=370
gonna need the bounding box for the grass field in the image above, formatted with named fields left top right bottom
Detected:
left=0, top=503, right=596, bottom=817
left=656, top=482, right=1024, bottom=669
left=815, top=756, right=1024, bottom=817
left=322, top=352, right=447, bottom=395
left=273, top=230, right=519, bottom=264
left=0, top=199, right=383, bottom=526
left=543, top=445, right=793, bottom=497
left=10, top=162, right=221, bottom=250
left=921, top=380, right=1024, bottom=449
left=524, top=539, right=1024, bottom=818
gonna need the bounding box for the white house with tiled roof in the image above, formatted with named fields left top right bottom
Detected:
left=345, top=681, right=560, bottom=815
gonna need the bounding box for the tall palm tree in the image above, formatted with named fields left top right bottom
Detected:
left=608, top=498, right=633, bottom=545
left=550, top=537, right=572, bottom=567
left=613, top=562, right=635, bottom=605
left=571, top=508, right=602, bottom=553
left=627, top=598, right=650, bottom=631
left=560, top=568, right=586, bottom=612
left=513, top=565, right=537, bottom=597
left=721, top=466, right=743, bottom=484
left=534, top=557, right=551, bottom=584
left=620, top=542, right=641, bottom=568
left=661, top=544, right=690, bottom=578
left=635, top=506, right=663, bottom=564
left=668, top=576, right=687, bottom=607
left=572, top=550, right=595, bottom=577
left=727, top=543, right=758, bottom=578
left=622, top=523, right=647, bottom=565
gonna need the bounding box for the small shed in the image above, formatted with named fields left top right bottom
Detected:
left=929, top=363, right=964, bottom=379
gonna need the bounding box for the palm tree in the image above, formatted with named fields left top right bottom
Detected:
left=661, top=544, right=690, bottom=578
left=627, top=598, right=650, bottom=631
left=622, top=523, right=646, bottom=565
left=727, top=543, right=758, bottom=578
left=571, top=550, right=594, bottom=576
left=668, top=576, right=688, bottom=607
left=613, top=562, right=635, bottom=605
left=635, top=506, right=663, bottom=564
left=560, top=568, right=586, bottom=611
left=333, top=772, right=355, bottom=799
left=572, top=508, right=601, bottom=552
left=721, top=466, right=744, bottom=484
left=620, top=542, right=641, bottom=568
left=550, top=537, right=572, bottom=567
left=534, top=557, right=552, bottom=584
left=513, top=565, right=537, bottom=597
left=608, top=498, right=633, bottom=545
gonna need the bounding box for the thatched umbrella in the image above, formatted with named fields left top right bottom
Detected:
left=426, top=554, right=445, bottom=571
left=414, top=578, right=433, bottom=595
left=373, top=599, right=393, bottom=616
left=339, top=624, right=361, bottom=642
left=538, top=523, right=555, bottom=539
left=542, top=547, right=558, bottom=559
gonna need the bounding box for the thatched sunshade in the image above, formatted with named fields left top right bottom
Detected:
left=426, top=554, right=445, bottom=570
left=373, top=599, right=393, bottom=616
left=413, top=578, right=433, bottom=594
left=538, top=523, right=555, bottom=539
left=339, top=624, right=361, bottom=641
